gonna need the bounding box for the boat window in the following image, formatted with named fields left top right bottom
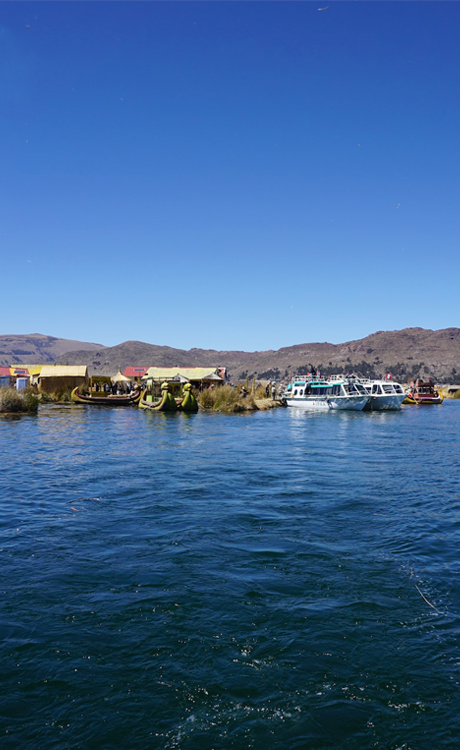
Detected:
left=372, top=384, right=382, bottom=394
left=394, top=385, right=403, bottom=393
left=382, top=384, right=393, bottom=393
left=343, top=383, right=365, bottom=395
left=294, top=389, right=298, bottom=396
left=299, top=389, right=303, bottom=395
left=347, top=383, right=366, bottom=396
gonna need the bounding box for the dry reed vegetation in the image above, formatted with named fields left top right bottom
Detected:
left=0, top=387, right=39, bottom=413
left=198, top=385, right=259, bottom=412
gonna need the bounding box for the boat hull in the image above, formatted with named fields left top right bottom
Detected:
left=139, top=391, right=177, bottom=412
left=365, top=394, right=406, bottom=411
left=71, top=387, right=140, bottom=406
left=403, top=395, right=443, bottom=405
left=285, top=395, right=369, bottom=411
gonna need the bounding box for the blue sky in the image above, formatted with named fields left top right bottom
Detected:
left=1, top=1, right=459, bottom=351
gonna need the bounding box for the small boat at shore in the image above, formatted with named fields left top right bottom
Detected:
left=71, top=387, right=141, bottom=406
left=403, top=379, right=443, bottom=405
left=283, top=376, right=370, bottom=411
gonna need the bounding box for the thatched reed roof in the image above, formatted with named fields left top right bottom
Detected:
left=39, top=365, right=88, bottom=378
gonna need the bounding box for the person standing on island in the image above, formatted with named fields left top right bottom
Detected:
left=271, top=382, right=276, bottom=400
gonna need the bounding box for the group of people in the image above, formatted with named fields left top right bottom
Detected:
left=265, top=382, right=279, bottom=400
left=93, top=381, right=137, bottom=395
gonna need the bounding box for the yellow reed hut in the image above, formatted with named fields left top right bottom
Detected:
left=38, top=365, right=89, bottom=394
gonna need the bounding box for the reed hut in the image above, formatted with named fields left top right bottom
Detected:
left=38, top=365, right=89, bottom=393
left=142, top=367, right=224, bottom=390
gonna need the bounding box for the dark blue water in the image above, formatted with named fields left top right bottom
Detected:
left=1, top=402, right=460, bottom=749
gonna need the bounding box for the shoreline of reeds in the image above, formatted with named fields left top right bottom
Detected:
left=0, top=387, right=39, bottom=414
left=197, top=384, right=285, bottom=413
left=0, top=384, right=287, bottom=414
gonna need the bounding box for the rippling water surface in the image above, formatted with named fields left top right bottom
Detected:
left=1, top=402, right=460, bottom=749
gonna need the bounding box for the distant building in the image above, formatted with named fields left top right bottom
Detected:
left=9, top=364, right=43, bottom=387
left=0, top=366, right=11, bottom=388
left=142, top=367, right=225, bottom=389
left=123, top=366, right=149, bottom=383
left=38, top=365, right=89, bottom=393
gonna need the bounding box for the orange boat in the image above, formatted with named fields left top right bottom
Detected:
left=403, top=379, right=443, bottom=405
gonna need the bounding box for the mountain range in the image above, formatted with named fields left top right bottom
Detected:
left=1, top=329, right=459, bottom=382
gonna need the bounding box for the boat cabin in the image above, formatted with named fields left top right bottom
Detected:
left=289, top=378, right=368, bottom=398
left=368, top=382, right=404, bottom=395
left=412, top=379, right=437, bottom=395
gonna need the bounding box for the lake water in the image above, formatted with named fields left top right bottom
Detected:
left=1, top=402, right=460, bottom=749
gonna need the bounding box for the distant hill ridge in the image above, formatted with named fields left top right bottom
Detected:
left=0, top=334, right=104, bottom=367
left=1, top=328, right=459, bottom=382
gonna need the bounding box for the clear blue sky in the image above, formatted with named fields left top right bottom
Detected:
left=1, top=1, right=459, bottom=351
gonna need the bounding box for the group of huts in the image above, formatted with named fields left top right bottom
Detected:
left=0, top=364, right=227, bottom=393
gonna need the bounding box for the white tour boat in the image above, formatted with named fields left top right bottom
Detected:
left=358, top=378, right=406, bottom=410
left=283, top=377, right=370, bottom=411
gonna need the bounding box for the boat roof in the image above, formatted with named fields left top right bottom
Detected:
left=293, top=378, right=342, bottom=386
left=143, top=367, right=223, bottom=381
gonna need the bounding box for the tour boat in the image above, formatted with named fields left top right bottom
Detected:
left=358, top=378, right=406, bottom=410
left=71, top=387, right=141, bottom=406
left=403, top=379, right=443, bottom=405
left=283, top=377, right=370, bottom=411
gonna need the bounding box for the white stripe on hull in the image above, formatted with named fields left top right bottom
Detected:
left=285, top=398, right=329, bottom=410
left=285, top=396, right=369, bottom=411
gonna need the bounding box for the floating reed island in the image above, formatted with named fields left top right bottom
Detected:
left=198, top=384, right=283, bottom=413
left=66, top=380, right=282, bottom=414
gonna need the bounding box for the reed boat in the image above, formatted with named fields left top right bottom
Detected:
left=71, top=387, right=141, bottom=406
left=403, top=379, right=443, bottom=405
left=139, top=382, right=177, bottom=412
left=175, top=383, right=199, bottom=413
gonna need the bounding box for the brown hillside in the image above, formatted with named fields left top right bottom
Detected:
left=55, top=328, right=460, bottom=382
left=2, top=329, right=459, bottom=382
left=0, top=334, right=105, bottom=367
